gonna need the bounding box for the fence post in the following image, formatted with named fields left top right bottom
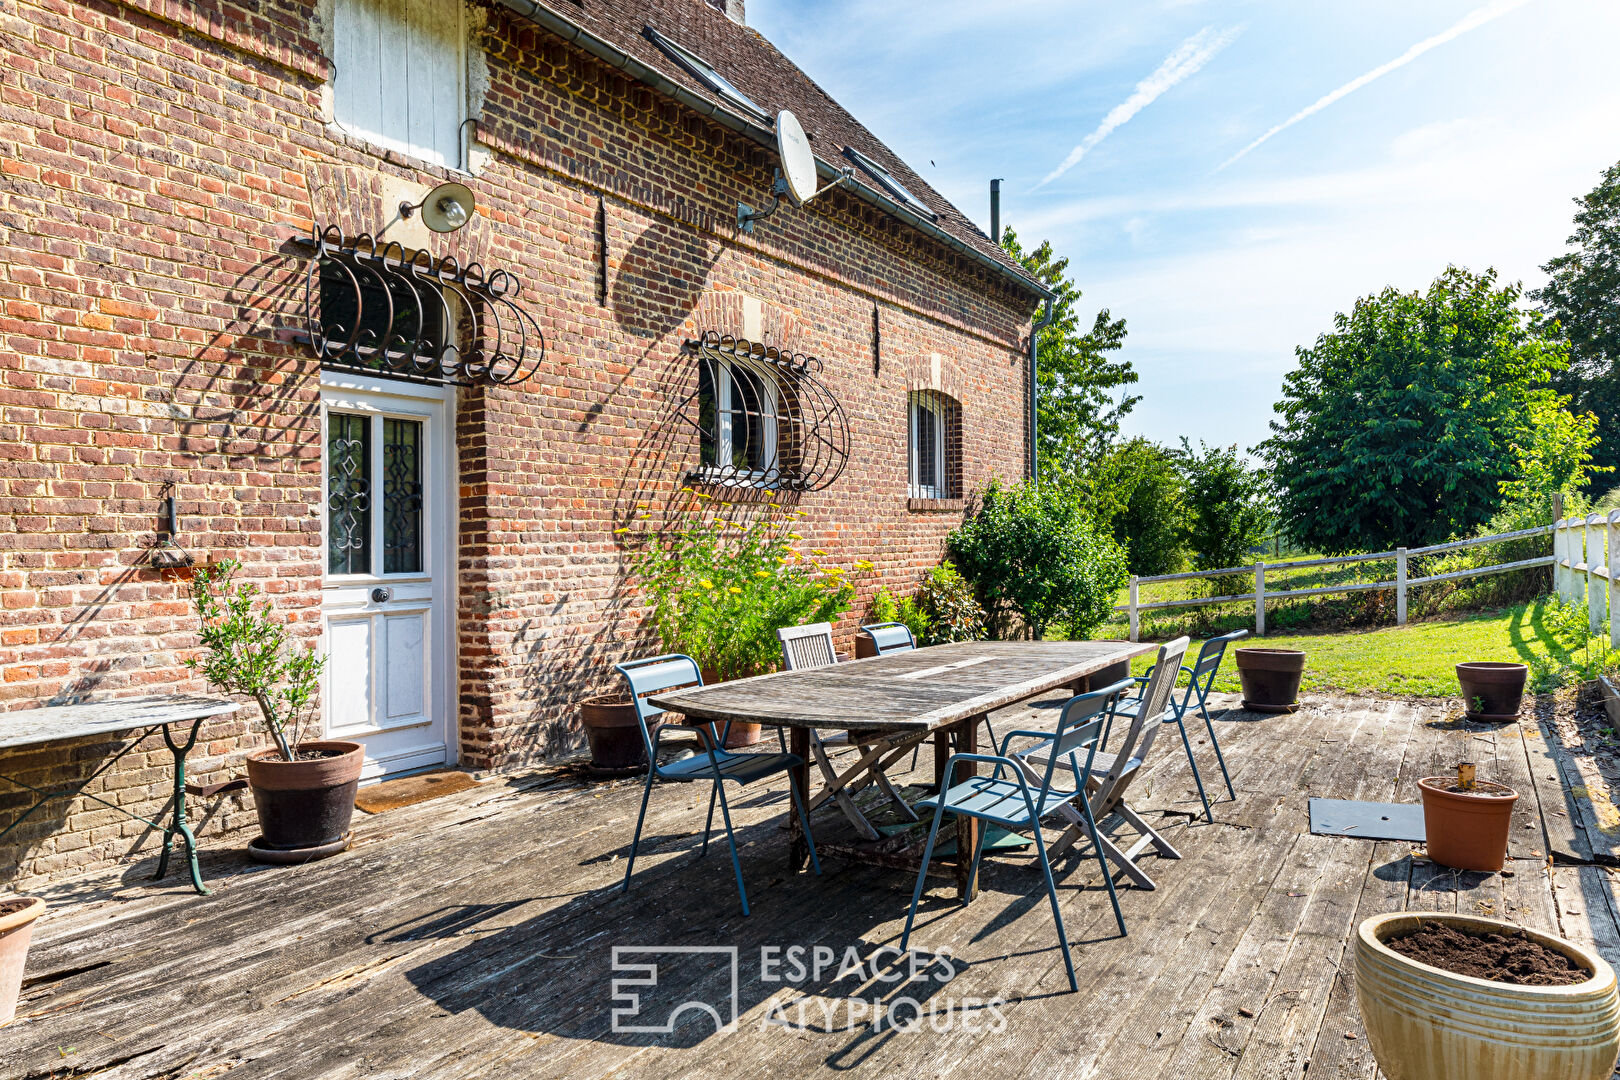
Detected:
left=1395, top=547, right=1408, bottom=626
left=1255, top=561, right=1266, bottom=636
left=1554, top=518, right=1568, bottom=600
left=1590, top=513, right=1607, bottom=635
left=1610, top=510, right=1620, bottom=651
left=1128, top=575, right=1139, bottom=643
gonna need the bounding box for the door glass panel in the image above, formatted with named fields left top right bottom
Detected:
left=327, top=412, right=372, bottom=575
left=383, top=417, right=424, bottom=573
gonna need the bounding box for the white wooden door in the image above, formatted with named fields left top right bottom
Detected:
left=320, top=374, right=455, bottom=781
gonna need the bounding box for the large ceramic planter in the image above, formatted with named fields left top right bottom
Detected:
left=579, top=694, right=655, bottom=773
left=245, top=740, right=363, bottom=861
left=0, top=896, right=44, bottom=1026
left=1355, top=912, right=1620, bottom=1080
left=1419, top=776, right=1518, bottom=872
left=1457, top=661, right=1529, bottom=721
left=1234, top=647, right=1305, bottom=713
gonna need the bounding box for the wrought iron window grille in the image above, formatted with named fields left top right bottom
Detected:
left=296, top=224, right=544, bottom=388
left=676, top=332, right=850, bottom=492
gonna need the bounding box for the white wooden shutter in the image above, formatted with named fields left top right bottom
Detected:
left=334, top=0, right=465, bottom=168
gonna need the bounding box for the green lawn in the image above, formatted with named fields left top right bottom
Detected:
left=1128, top=596, right=1592, bottom=698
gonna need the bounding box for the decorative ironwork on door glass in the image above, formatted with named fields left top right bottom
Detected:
left=298, top=224, right=545, bottom=388
left=383, top=418, right=424, bottom=574
left=327, top=412, right=372, bottom=575
left=677, top=332, right=849, bottom=491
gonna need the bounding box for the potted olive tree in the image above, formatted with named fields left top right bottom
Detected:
left=610, top=500, right=857, bottom=751
left=186, top=559, right=360, bottom=862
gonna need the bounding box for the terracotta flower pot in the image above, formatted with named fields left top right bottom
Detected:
left=855, top=633, right=879, bottom=659
left=1457, top=661, right=1529, bottom=721
left=245, top=740, right=363, bottom=857
left=695, top=668, right=761, bottom=748
left=0, top=896, right=45, bottom=1026
left=1355, top=912, right=1620, bottom=1080
left=579, top=694, right=655, bottom=773
left=1234, top=647, right=1306, bottom=713
left=1420, top=775, right=1518, bottom=872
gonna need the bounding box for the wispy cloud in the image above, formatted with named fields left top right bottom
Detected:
left=1216, top=0, right=1535, bottom=171
left=1035, top=25, right=1241, bottom=189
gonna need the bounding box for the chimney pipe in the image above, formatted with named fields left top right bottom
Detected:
left=989, top=178, right=1002, bottom=246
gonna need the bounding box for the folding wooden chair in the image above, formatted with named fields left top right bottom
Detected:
left=1017, top=636, right=1191, bottom=890
left=900, top=680, right=1133, bottom=992
left=1112, top=628, right=1246, bottom=822
left=777, top=623, right=926, bottom=840
left=615, top=653, right=821, bottom=916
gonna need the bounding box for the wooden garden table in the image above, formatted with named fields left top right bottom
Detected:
left=648, top=639, right=1156, bottom=902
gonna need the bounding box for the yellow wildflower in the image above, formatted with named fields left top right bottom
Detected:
left=855, top=560, right=875, bottom=572
left=699, top=578, right=715, bottom=589
left=812, top=549, right=828, bottom=557
left=754, top=570, right=771, bottom=578
left=727, top=586, right=742, bottom=594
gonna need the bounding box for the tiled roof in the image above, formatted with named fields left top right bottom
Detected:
left=510, top=0, right=1048, bottom=300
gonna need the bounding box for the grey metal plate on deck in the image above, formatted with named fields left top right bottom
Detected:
left=1308, top=797, right=1426, bottom=842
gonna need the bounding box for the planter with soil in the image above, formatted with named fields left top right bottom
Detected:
left=245, top=740, right=363, bottom=863
left=579, top=693, right=656, bottom=775
left=1234, top=647, right=1306, bottom=713
left=0, top=896, right=44, bottom=1026
left=1457, top=661, right=1529, bottom=721
left=1419, top=764, right=1518, bottom=872
left=1355, top=911, right=1620, bottom=1080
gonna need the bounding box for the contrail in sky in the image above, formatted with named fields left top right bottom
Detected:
left=1035, top=25, right=1242, bottom=189
left=1216, top=0, right=1535, bottom=170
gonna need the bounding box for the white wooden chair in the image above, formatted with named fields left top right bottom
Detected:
left=1014, top=636, right=1191, bottom=890
left=777, top=622, right=927, bottom=840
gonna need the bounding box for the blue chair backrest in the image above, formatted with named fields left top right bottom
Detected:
left=1189, top=628, right=1249, bottom=692
left=860, top=622, right=916, bottom=655
left=1104, top=637, right=1190, bottom=786
left=614, top=654, right=704, bottom=766
left=1030, top=678, right=1136, bottom=794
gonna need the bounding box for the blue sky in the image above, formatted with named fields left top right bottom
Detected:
left=749, top=0, right=1620, bottom=455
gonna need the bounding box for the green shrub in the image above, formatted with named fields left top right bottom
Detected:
left=1109, top=439, right=1186, bottom=576
left=869, top=585, right=930, bottom=644
left=1178, top=440, right=1272, bottom=594
left=948, top=479, right=1128, bottom=640
left=623, top=503, right=856, bottom=681
left=916, top=562, right=986, bottom=645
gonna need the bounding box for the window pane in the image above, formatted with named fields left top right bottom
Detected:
left=698, top=361, right=719, bottom=467
left=916, top=401, right=937, bottom=490
left=383, top=418, right=424, bottom=573
left=730, top=366, right=770, bottom=472
left=327, top=413, right=372, bottom=575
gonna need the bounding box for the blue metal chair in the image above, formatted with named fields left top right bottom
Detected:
left=1111, top=629, right=1247, bottom=822
left=614, top=654, right=821, bottom=916
left=861, top=621, right=998, bottom=755
left=899, top=680, right=1134, bottom=993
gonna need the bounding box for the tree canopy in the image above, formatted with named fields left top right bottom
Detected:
left=1002, top=228, right=1138, bottom=480
left=1260, top=266, right=1568, bottom=553
left=1534, top=160, right=1620, bottom=488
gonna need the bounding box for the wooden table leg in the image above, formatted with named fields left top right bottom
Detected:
left=789, top=726, right=811, bottom=872
left=932, top=729, right=951, bottom=793
left=954, top=715, right=981, bottom=903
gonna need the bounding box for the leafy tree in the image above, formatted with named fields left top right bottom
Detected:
left=1108, top=438, right=1187, bottom=576
left=1178, top=440, right=1272, bottom=579
left=948, top=479, right=1128, bottom=640
left=1497, top=394, right=1609, bottom=507
left=1534, top=161, right=1620, bottom=487
left=1002, top=228, right=1139, bottom=479
left=1260, top=267, right=1568, bottom=553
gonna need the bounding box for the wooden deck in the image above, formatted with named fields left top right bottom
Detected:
left=3, top=690, right=1618, bottom=1079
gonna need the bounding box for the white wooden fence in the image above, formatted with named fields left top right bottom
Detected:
left=1120, top=524, right=1555, bottom=642
left=1554, top=511, right=1620, bottom=648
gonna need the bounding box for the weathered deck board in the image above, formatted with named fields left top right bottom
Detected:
left=0, top=693, right=1612, bottom=1080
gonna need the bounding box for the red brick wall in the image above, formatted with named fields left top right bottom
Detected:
left=0, top=0, right=1036, bottom=882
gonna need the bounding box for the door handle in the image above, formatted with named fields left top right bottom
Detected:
left=370, top=587, right=393, bottom=603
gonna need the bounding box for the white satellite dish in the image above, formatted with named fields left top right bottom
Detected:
left=737, top=112, right=854, bottom=233
left=776, top=110, right=817, bottom=207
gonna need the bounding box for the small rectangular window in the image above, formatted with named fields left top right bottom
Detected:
left=699, top=360, right=779, bottom=481
left=644, top=26, right=766, bottom=119
left=327, top=412, right=373, bottom=575
left=844, top=147, right=934, bottom=220
left=333, top=0, right=466, bottom=168
left=910, top=395, right=942, bottom=499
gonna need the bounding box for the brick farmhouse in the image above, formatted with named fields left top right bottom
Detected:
left=0, top=0, right=1051, bottom=883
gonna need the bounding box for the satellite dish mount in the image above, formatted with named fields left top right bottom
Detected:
left=738, top=110, right=853, bottom=234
